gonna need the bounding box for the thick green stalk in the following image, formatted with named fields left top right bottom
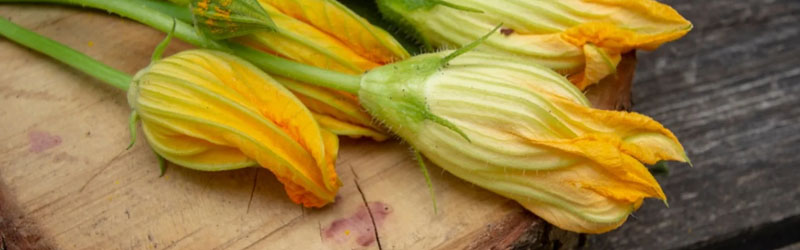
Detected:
left=0, top=0, right=362, bottom=93
left=0, top=15, right=131, bottom=90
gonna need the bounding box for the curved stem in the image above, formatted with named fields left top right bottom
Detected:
left=0, top=15, right=131, bottom=90
left=0, top=0, right=363, bottom=94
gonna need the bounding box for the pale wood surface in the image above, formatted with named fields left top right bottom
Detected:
left=0, top=5, right=549, bottom=250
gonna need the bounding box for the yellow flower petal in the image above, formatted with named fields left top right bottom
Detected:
left=129, top=50, right=340, bottom=207
left=378, top=0, right=692, bottom=89
left=239, top=4, right=380, bottom=73
left=235, top=0, right=409, bottom=140
left=359, top=50, right=688, bottom=233
left=568, top=44, right=622, bottom=90
left=258, top=0, right=409, bottom=62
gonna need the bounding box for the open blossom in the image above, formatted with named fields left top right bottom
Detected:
left=357, top=50, right=689, bottom=233
left=128, top=50, right=340, bottom=207
left=236, top=0, right=410, bottom=140
left=377, top=0, right=692, bottom=89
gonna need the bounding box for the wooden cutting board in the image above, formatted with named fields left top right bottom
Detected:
left=0, top=5, right=585, bottom=250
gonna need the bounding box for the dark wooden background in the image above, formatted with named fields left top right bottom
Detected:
left=589, top=0, right=800, bottom=249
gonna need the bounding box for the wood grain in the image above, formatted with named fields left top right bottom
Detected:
left=590, top=0, right=800, bottom=249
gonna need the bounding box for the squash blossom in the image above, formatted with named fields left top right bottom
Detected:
left=358, top=50, right=689, bottom=233
left=377, top=0, right=692, bottom=90
left=235, top=0, right=411, bottom=140
left=128, top=49, right=340, bottom=208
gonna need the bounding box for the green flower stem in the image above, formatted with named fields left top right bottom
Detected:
left=0, top=0, right=363, bottom=94
left=231, top=44, right=362, bottom=93
left=0, top=15, right=132, bottom=90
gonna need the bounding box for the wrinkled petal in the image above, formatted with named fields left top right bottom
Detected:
left=240, top=4, right=380, bottom=74
left=567, top=44, right=621, bottom=90
left=129, top=50, right=340, bottom=207
left=377, top=0, right=691, bottom=89
left=235, top=0, right=407, bottom=140
left=258, top=0, right=409, bottom=62
left=359, top=50, right=688, bottom=233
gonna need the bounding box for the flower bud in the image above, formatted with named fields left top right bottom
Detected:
left=377, top=0, right=692, bottom=89
left=189, top=0, right=276, bottom=40
left=235, top=0, right=409, bottom=140
left=128, top=50, right=340, bottom=207
left=358, top=50, right=689, bottom=233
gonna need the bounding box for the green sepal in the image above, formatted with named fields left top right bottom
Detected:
left=441, top=23, right=502, bottom=65
left=414, top=149, right=438, bottom=214
left=424, top=111, right=470, bottom=143
left=127, top=111, right=139, bottom=150
left=648, top=161, right=669, bottom=177
left=401, top=95, right=472, bottom=142
left=189, top=0, right=276, bottom=40
left=155, top=151, right=168, bottom=177
left=151, top=19, right=176, bottom=63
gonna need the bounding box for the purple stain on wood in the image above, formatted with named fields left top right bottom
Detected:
left=323, top=202, right=392, bottom=247
left=28, top=130, right=62, bottom=153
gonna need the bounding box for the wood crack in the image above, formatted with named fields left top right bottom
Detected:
left=351, top=166, right=383, bottom=250
left=161, top=227, right=202, bottom=250
left=78, top=148, right=131, bottom=192
left=246, top=168, right=259, bottom=214
left=242, top=216, right=304, bottom=250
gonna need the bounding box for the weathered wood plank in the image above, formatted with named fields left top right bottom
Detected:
left=779, top=241, right=800, bottom=250
left=591, top=0, right=800, bottom=249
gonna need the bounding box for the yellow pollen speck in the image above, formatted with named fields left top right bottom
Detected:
left=114, top=180, right=120, bottom=185
left=344, top=230, right=350, bottom=236
left=197, top=0, right=209, bottom=10
left=87, top=41, right=94, bottom=47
